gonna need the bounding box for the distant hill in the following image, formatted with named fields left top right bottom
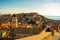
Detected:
left=44, top=16, right=60, bottom=20
left=43, top=16, right=60, bottom=25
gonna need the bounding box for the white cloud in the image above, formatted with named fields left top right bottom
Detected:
left=38, top=3, right=60, bottom=16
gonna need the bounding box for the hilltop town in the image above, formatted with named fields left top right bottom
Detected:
left=0, top=12, right=60, bottom=39
left=0, top=12, right=60, bottom=31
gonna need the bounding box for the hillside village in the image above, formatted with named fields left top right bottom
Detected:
left=0, top=12, right=60, bottom=31
left=0, top=12, right=60, bottom=40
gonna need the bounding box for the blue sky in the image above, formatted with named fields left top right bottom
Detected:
left=0, top=0, right=60, bottom=20
left=0, top=0, right=45, bottom=13
left=0, top=0, right=60, bottom=14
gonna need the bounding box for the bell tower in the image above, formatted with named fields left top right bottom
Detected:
left=11, top=14, right=18, bottom=28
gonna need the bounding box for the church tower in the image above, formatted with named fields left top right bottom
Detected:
left=11, top=14, right=18, bottom=28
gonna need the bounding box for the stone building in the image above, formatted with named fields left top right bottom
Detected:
left=11, top=14, right=18, bottom=28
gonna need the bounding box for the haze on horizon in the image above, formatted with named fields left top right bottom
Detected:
left=0, top=0, right=60, bottom=20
